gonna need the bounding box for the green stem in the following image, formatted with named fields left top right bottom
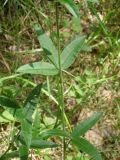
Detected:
left=0, top=151, right=19, bottom=160
left=55, top=2, right=65, bottom=160
left=0, top=130, right=20, bottom=159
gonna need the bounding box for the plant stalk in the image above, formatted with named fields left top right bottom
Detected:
left=55, top=2, right=65, bottom=160
left=0, top=130, right=20, bottom=159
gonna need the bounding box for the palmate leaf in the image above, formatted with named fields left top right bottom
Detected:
left=58, top=0, right=79, bottom=18
left=33, top=24, right=58, bottom=67
left=71, top=112, right=102, bottom=138
left=61, top=36, right=86, bottom=69
left=0, top=96, right=20, bottom=108
left=72, top=137, right=102, bottom=160
left=17, top=62, right=58, bottom=76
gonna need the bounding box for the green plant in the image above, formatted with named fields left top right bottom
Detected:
left=0, top=84, right=59, bottom=160
left=0, top=0, right=103, bottom=159
left=66, top=152, right=90, bottom=160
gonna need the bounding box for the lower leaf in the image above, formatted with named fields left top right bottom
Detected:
left=72, top=137, right=102, bottom=160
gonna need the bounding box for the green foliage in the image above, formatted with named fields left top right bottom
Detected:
left=21, top=119, right=32, bottom=148
left=86, top=0, right=99, bottom=3
left=20, top=84, right=42, bottom=147
left=30, top=139, right=58, bottom=149
left=0, top=110, right=15, bottom=122
left=70, top=112, right=102, bottom=160
left=33, top=24, right=59, bottom=67
left=18, top=84, right=43, bottom=157
left=0, top=151, right=19, bottom=160
left=69, top=70, right=98, bottom=105
left=61, top=36, right=86, bottom=69
left=72, top=137, right=102, bottom=160
left=17, top=24, right=88, bottom=75
left=0, top=84, right=58, bottom=159
left=22, top=84, right=42, bottom=122
left=58, top=0, right=79, bottom=18
left=17, top=62, right=58, bottom=76
left=40, top=128, right=70, bottom=139
left=19, top=145, right=29, bottom=160
left=0, top=96, right=20, bottom=108
left=71, top=112, right=102, bottom=137
left=32, top=110, right=41, bottom=138
left=67, top=153, right=90, bottom=160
